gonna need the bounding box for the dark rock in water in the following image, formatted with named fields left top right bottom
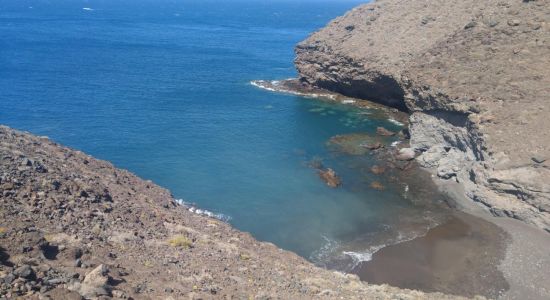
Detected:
left=362, top=142, right=383, bottom=150
left=318, top=168, right=342, bottom=188
left=370, top=181, right=385, bottom=191
left=376, top=127, right=396, bottom=136
left=371, top=165, right=386, bottom=175
left=328, top=133, right=382, bottom=155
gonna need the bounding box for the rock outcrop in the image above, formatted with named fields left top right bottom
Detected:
left=0, top=126, right=464, bottom=299
left=295, top=0, right=550, bottom=232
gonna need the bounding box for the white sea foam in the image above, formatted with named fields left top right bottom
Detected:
left=342, top=244, right=386, bottom=265
left=175, top=199, right=231, bottom=222
left=341, top=228, right=434, bottom=269
left=388, top=118, right=404, bottom=126
left=250, top=80, right=338, bottom=101
left=250, top=80, right=277, bottom=92
left=341, top=99, right=356, bottom=104
left=390, top=140, right=402, bottom=147
left=309, top=235, right=340, bottom=266
left=82, top=7, right=94, bottom=11
left=403, top=184, right=410, bottom=199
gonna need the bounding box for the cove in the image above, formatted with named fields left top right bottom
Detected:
left=0, top=0, right=504, bottom=294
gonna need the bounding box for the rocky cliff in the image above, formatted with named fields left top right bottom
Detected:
left=295, top=0, right=550, bottom=232
left=0, top=126, right=465, bottom=299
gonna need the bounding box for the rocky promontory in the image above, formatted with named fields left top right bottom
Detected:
left=295, top=0, right=550, bottom=231
left=0, top=126, right=466, bottom=299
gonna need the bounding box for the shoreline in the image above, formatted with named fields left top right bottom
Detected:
left=434, top=177, right=550, bottom=300
left=250, top=79, right=409, bottom=125
left=1, top=125, right=465, bottom=299
left=254, top=78, right=550, bottom=299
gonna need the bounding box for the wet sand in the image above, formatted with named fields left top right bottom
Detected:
left=354, top=212, right=510, bottom=299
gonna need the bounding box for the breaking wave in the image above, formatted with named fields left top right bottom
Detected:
left=387, top=118, right=405, bottom=126
left=250, top=80, right=355, bottom=103
left=175, top=199, right=232, bottom=222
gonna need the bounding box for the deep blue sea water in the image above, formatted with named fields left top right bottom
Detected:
left=0, top=0, right=449, bottom=270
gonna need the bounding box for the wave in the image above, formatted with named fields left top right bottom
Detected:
left=387, top=118, right=405, bottom=126
left=310, top=224, right=436, bottom=272
left=82, top=7, right=94, bottom=11
left=174, top=199, right=231, bottom=222
left=250, top=80, right=351, bottom=103
left=309, top=235, right=341, bottom=265
left=342, top=244, right=386, bottom=266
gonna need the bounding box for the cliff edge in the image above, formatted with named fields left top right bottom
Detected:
left=295, top=0, right=550, bottom=231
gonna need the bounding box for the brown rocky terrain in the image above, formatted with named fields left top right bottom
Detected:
left=0, top=126, right=467, bottom=299
left=295, top=0, right=550, bottom=232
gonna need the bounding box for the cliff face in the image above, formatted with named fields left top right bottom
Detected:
left=0, top=126, right=462, bottom=299
left=295, top=0, right=550, bottom=232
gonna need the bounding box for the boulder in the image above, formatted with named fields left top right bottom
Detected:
left=13, top=265, right=34, bottom=279
left=395, top=148, right=416, bottom=161
left=69, top=264, right=110, bottom=298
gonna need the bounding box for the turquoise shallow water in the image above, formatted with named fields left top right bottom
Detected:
left=1, top=0, right=450, bottom=270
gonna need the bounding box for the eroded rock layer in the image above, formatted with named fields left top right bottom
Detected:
left=295, top=0, right=550, bottom=231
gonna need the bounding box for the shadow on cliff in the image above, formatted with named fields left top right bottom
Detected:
left=313, top=75, right=408, bottom=112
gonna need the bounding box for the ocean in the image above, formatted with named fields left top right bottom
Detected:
left=0, top=0, right=451, bottom=272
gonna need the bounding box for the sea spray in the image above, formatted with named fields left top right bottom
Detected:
left=175, top=199, right=232, bottom=222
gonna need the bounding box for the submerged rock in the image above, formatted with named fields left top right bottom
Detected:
left=370, top=181, right=385, bottom=191
left=318, top=168, right=342, bottom=188
left=376, top=127, right=396, bottom=137
left=370, top=165, right=386, bottom=175
left=361, top=141, right=384, bottom=150
left=327, top=133, right=383, bottom=155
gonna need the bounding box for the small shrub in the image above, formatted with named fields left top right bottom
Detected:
left=143, top=260, right=153, bottom=267
left=0, top=227, right=6, bottom=234
left=168, top=235, right=192, bottom=248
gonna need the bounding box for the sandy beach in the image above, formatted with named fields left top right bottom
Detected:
left=359, top=176, right=550, bottom=299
